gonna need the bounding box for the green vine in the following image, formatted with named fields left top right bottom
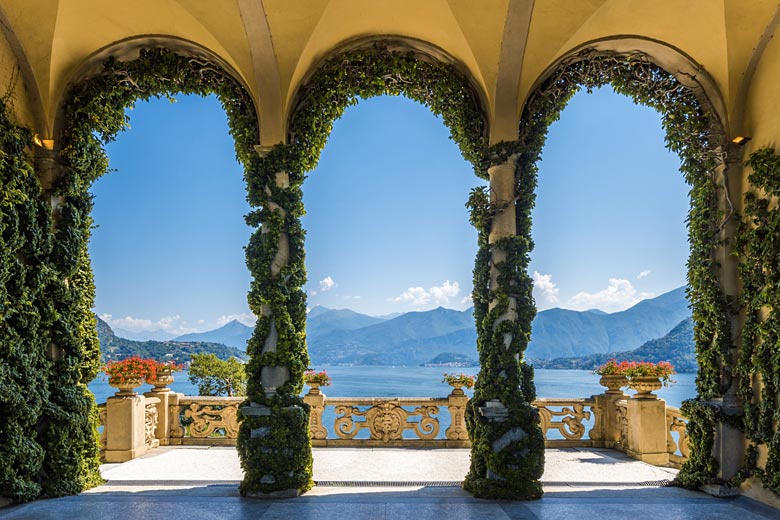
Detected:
left=0, top=99, right=54, bottom=502
left=237, top=42, right=494, bottom=496
left=49, top=48, right=263, bottom=498
left=734, top=147, right=780, bottom=494
left=465, top=48, right=733, bottom=494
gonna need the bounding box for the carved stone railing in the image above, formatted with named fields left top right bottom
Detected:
left=666, top=406, right=690, bottom=467
left=534, top=398, right=600, bottom=447
left=145, top=397, right=160, bottom=449
left=169, top=396, right=243, bottom=445
left=97, top=379, right=690, bottom=468
left=616, top=400, right=629, bottom=450
left=305, top=394, right=469, bottom=447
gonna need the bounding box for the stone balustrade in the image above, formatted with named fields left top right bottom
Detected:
left=97, top=377, right=690, bottom=470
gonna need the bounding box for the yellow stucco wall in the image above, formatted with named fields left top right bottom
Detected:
left=519, top=0, right=732, bottom=119
left=0, top=22, right=36, bottom=130
left=742, top=19, right=780, bottom=163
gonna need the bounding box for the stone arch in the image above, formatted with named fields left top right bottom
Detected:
left=516, top=41, right=739, bottom=485
left=33, top=45, right=261, bottom=500
left=52, top=36, right=259, bottom=144
left=523, top=37, right=729, bottom=136
left=284, top=39, right=491, bottom=175
left=236, top=40, right=547, bottom=500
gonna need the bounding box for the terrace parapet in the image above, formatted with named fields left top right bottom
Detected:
left=98, top=382, right=689, bottom=468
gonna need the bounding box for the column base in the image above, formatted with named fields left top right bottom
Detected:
left=244, top=488, right=301, bottom=499
left=700, top=483, right=740, bottom=498
left=104, top=446, right=148, bottom=463
left=625, top=450, right=669, bottom=466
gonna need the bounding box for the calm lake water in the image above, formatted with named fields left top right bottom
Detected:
left=88, top=366, right=697, bottom=408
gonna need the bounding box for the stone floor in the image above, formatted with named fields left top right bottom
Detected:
left=1, top=448, right=778, bottom=519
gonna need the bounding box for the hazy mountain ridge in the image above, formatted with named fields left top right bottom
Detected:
left=531, top=317, right=696, bottom=372
left=308, top=307, right=474, bottom=365
left=97, top=316, right=247, bottom=365
left=526, top=287, right=689, bottom=359
left=174, top=319, right=254, bottom=350
left=305, top=287, right=690, bottom=365
left=100, top=286, right=692, bottom=367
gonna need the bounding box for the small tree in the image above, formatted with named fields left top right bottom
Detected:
left=188, top=353, right=247, bottom=396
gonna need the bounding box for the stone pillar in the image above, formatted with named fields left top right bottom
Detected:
left=488, top=161, right=517, bottom=301
left=626, top=396, right=669, bottom=465
left=144, top=388, right=172, bottom=446
left=103, top=395, right=148, bottom=462
left=464, top=154, right=546, bottom=500
left=445, top=389, right=469, bottom=441
left=712, top=397, right=745, bottom=481
left=592, top=389, right=627, bottom=446
left=238, top=161, right=312, bottom=498
left=303, top=387, right=327, bottom=441
left=709, top=151, right=745, bottom=483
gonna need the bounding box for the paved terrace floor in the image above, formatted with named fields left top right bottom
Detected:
left=1, top=447, right=777, bottom=519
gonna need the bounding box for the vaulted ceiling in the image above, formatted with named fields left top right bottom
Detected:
left=0, top=0, right=777, bottom=144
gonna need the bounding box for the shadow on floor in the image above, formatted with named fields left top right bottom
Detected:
left=2, top=484, right=778, bottom=520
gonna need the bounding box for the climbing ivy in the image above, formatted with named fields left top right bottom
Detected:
left=49, top=48, right=261, bottom=498
left=465, top=48, right=733, bottom=494
left=734, top=147, right=780, bottom=494
left=236, top=42, right=495, bottom=496
left=0, top=98, right=54, bottom=502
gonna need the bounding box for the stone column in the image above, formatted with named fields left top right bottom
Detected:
left=259, top=171, right=291, bottom=395
left=103, top=395, right=148, bottom=462
left=238, top=162, right=312, bottom=499
left=705, top=151, right=745, bottom=483
left=464, top=154, right=545, bottom=500
left=488, top=160, right=517, bottom=302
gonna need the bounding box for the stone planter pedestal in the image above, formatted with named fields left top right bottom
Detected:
left=103, top=394, right=148, bottom=462
left=144, top=372, right=176, bottom=446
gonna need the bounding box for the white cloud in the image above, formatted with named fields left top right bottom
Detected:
left=319, top=276, right=336, bottom=292
left=533, top=272, right=560, bottom=306
left=309, top=290, right=318, bottom=297
left=216, top=313, right=256, bottom=327
left=637, top=270, right=652, bottom=280
left=393, top=286, right=430, bottom=306
left=568, top=278, right=654, bottom=313
left=460, top=295, right=473, bottom=306
left=392, top=280, right=460, bottom=307
left=99, top=313, right=196, bottom=335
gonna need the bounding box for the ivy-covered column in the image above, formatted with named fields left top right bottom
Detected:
left=237, top=147, right=312, bottom=498
left=464, top=154, right=545, bottom=500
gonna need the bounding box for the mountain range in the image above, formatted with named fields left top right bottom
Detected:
left=97, top=316, right=247, bottom=365
left=109, top=286, right=693, bottom=368
left=533, top=317, right=696, bottom=372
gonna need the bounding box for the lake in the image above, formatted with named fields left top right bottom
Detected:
left=88, top=366, right=697, bottom=408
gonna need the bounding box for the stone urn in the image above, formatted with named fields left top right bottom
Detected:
left=447, top=381, right=467, bottom=396
left=108, top=376, right=144, bottom=397
left=306, top=382, right=322, bottom=395
left=598, top=374, right=628, bottom=395
left=628, top=376, right=663, bottom=399
left=148, top=371, right=174, bottom=392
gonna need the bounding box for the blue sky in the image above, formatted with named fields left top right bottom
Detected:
left=90, top=87, right=687, bottom=336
